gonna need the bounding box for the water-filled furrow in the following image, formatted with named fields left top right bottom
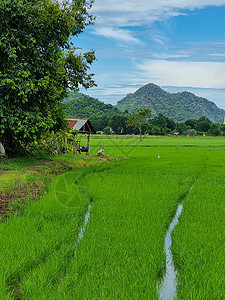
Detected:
left=158, top=185, right=193, bottom=300
left=74, top=203, right=92, bottom=256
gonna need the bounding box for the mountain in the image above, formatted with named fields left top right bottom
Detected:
left=64, top=92, right=119, bottom=118
left=117, top=83, right=225, bottom=123
left=64, top=92, right=120, bottom=130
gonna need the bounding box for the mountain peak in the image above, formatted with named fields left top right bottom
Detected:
left=117, top=83, right=225, bottom=123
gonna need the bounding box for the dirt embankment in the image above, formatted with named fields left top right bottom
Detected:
left=0, top=156, right=119, bottom=220
left=0, top=182, right=42, bottom=217
left=0, top=160, right=72, bottom=219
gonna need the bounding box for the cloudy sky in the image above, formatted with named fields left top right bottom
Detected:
left=72, top=0, right=225, bottom=109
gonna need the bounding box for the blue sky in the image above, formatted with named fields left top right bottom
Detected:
left=72, top=1, right=225, bottom=109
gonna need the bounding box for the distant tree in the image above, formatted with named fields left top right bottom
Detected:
left=103, top=126, right=112, bottom=135
left=127, top=109, right=151, bottom=141
left=175, top=122, right=189, bottom=135
left=185, top=119, right=197, bottom=129
left=91, top=115, right=109, bottom=132
left=108, top=115, right=129, bottom=134
left=186, top=129, right=196, bottom=136
left=196, top=116, right=211, bottom=133
left=220, top=124, right=225, bottom=136
left=152, top=113, right=167, bottom=128
left=0, top=0, right=96, bottom=156
left=209, top=123, right=221, bottom=136
left=151, top=125, right=162, bottom=136
left=166, top=117, right=176, bottom=131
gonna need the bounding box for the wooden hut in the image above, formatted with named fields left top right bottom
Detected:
left=66, top=118, right=95, bottom=155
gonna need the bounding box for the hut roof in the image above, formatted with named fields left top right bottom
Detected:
left=66, top=118, right=95, bottom=134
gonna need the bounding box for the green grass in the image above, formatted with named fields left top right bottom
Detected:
left=0, top=168, right=92, bottom=299
left=17, top=148, right=205, bottom=299
left=1, top=137, right=225, bottom=298
left=173, top=148, right=225, bottom=299
left=89, top=135, right=225, bottom=157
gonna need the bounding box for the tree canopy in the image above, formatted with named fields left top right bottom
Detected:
left=127, top=108, right=151, bottom=141
left=0, top=0, right=96, bottom=156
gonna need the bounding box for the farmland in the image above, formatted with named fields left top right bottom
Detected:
left=1, top=136, right=225, bottom=299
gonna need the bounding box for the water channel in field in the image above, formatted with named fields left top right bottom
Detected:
left=74, top=203, right=92, bottom=256
left=158, top=186, right=193, bottom=300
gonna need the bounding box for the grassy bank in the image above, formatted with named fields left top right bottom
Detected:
left=0, top=153, right=116, bottom=219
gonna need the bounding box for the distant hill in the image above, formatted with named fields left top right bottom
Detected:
left=64, top=92, right=119, bottom=117
left=117, top=83, right=225, bottom=123
left=64, top=92, right=120, bottom=130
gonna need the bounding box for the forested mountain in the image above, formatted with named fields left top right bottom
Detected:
left=117, top=83, right=225, bottom=123
left=64, top=92, right=120, bottom=130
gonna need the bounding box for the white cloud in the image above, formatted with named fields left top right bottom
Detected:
left=152, top=53, right=189, bottom=59
left=93, top=27, right=141, bottom=43
left=92, top=0, right=225, bottom=26
left=138, top=60, right=225, bottom=89
left=209, top=53, right=225, bottom=57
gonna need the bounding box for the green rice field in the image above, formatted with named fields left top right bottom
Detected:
left=1, top=136, right=225, bottom=299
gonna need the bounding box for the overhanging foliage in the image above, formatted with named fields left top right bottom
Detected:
left=0, top=0, right=96, bottom=156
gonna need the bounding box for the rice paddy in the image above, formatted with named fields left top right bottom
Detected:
left=1, top=136, right=225, bottom=299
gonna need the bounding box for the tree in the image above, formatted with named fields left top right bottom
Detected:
left=196, top=116, right=211, bottom=133
left=152, top=113, right=167, bottom=129
left=127, top=109, right=151, bottom=141
left=175, top=122, right=189, bottom=135
left=151, top=125, right=162, bottom=136
left=186, top=129, right=196, bottom=136
left=185, top=118, right=197, bottom=129
left=209, top=123, right=221, bottom=136
left=220, top=124, right=225, bottom=136
left=0, top=0, right=96, bottom=156
left=108, top=114, right=129, bottom=134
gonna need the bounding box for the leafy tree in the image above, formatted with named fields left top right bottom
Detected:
left=196, top=116, right=211, bottom=133
left=185, top=118, right=197, bottom=129
left=152, top=113, right=167, bottom=128
left=209, top=123, right=221, bottom=136
left=175, top=122, right=189, bottom=135
left=186, top=129, right=196, bottom=136
left=151, top=113, right=175, bottom=134
left=151, top=125, right=162, bottom=136
left=108, top=115, right=129, bottom=134
left=166, top=117, right=176, bottom=131
left=220, top=124, right=225, bottom=136
left=0, top=0, right=96, bottom=156
left=127, top=108, right=151, bottom=141
left=103, top=126, right=112, bottom=135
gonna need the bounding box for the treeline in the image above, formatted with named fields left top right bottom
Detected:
left=93, top=112, right=225, bottom=136
left=99, top=114, right=225, bottom=136
left=65, top=93, right=225, bottom=136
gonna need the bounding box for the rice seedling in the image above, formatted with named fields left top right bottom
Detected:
left=0, top=167, right=93, bottom=299
left=173, top=148, right=225, bottom=299
left=18, top=147, right=205, bottom=299
left=1, top=137, right=225, bottom=299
